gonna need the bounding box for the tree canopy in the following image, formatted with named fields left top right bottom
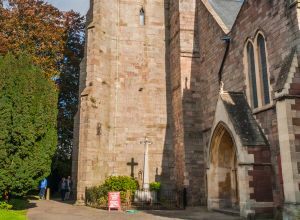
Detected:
left=0, top=0, right=66, bottom=78
left=51, top=11, right=85, bottom=190
left=0, top=0, right=85, bottom=195
left=57, top=11, right=85, bottom=162
left=0, top=53, right=58, bottom=196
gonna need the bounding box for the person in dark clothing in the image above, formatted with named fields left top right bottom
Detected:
left=60, top=177, right=67, bottom=201
left=65, top=176, right=73, bottom=200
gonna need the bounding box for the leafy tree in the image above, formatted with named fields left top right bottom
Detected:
left=0, top=0, right=85, bottom=192
left=0, top=0, right=66, bottom=78
left=0, top=53, right=58, bottom=196
left=50, top=11, right=85, bottom=190
left=57, top=11, right=85, bottom=162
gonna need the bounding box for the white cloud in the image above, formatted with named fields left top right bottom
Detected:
left=45, top=0, right=89, bottom=15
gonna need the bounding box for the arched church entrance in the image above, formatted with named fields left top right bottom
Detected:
left=207, top=123, right=239, bottom=210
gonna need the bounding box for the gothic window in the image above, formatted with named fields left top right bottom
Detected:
left=257, top=34, right=270, bottom=105
left=247, top=42, right=258, bottom=108
left=140, top=8, right=145, bottom=26
left=244, top=32, right=271, bottom=110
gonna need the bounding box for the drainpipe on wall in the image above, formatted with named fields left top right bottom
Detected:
left=218, top=35, right=231, bottom=88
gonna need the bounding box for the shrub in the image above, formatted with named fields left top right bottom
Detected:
left=103, top=176, right=138, bottom=203
left=86, top=185, right=109, bottom=206
left=150, top=182, right=161, bottom=191
left=103, top=176, right=138, bottom=192
left=0, top=201, right=13, bottom=210
left=86, top=176, right=138, bottom=207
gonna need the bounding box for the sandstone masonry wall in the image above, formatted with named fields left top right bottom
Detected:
left=73, top=0, right=175, bottom=202
left=168, top=0, right=205, bottom=205
left=197, top=0, right=300, bottom=207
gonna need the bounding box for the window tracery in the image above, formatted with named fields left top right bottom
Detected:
left=244, top=32, right=271, bottom=109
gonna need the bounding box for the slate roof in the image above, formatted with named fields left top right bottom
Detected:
left=275, top=47, right=297, bottom=93
left=207, top=0, right=244, bottom=31
left=221, top=92, right=269, bottom=146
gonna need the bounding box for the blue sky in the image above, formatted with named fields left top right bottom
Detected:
left=45, top=0, right=89, bottom=15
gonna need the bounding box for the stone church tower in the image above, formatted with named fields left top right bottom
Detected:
left=72, top=0, right=205, bottom=206
left=72, top=0, right=171, bottom=201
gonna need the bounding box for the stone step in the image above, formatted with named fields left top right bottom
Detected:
left=212, top=208, right=240, bottom=216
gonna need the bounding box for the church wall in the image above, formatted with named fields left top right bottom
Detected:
left=247, top=147, right=273, bottom=202
left=73, top=0, right=118, bottom=202
left=108, top=0, right=169, bottom=182
left=276, top=54, right=300, bottom=217
left=224, top=0, right=300, bottom=208
left=179, top=0, right=204, bottom=206
left=196, top=0, right=228, bottom=204
left=197, top=0, right=300, bottom=212
left=197, top=1, right=225, bottom=132
left=73, top=0, right=300, bottom=211
left=168, top=0, right=205, bottom=205
left=168, top=0, right=185, bottom=191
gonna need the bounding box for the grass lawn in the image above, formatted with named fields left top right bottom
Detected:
left=0, top=210, right=27, bottom=220
left=0, top=198, right=29, bottom=220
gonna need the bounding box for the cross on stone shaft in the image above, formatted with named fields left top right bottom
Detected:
left=140, top=137, right=152, bottom=147
left=140, top=137, right=152, bottom=190
left=127, top=158, right=138, bottom=178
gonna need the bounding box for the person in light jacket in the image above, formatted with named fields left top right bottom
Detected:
left=39, top=178, right=47, bottom=200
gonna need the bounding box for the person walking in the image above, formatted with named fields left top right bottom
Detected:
left=39, top=178, right=47, bottom=200
left=65, top=176, right=73, bottom=200
left=60, top=177, right=67, bottom=201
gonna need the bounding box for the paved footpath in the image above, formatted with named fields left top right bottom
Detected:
left=27, top=200, right=243, bottom=220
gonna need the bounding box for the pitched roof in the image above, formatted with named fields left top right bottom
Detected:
left=220, top=92, right=269, bottom=146
left=202, top=0, right=244, bottom=33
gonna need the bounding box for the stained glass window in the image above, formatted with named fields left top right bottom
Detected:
left=247, top=42, right=258, bottom=108
left=257, top=34, right=270, bottom=105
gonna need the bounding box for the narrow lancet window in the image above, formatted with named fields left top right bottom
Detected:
left=247, top=42, right=258, bottom=108
left=140, top=8, right=145, bottom=26
left=257, top=34, right=270, bottom=105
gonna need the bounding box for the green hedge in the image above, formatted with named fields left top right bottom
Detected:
left=86, top=176, right=138, bottom=207
left=150, top=182, right=161, bottom=191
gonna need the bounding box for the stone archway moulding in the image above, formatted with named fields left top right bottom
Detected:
left=207, top=96, right=255, bottom=168
left=206, top=94, right=264, bottom=218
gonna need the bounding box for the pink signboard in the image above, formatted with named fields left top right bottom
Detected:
left=108, top=192, right=121, bottom=211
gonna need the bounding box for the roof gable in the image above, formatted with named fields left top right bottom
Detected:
left=201, top=0, right=244, bottom=33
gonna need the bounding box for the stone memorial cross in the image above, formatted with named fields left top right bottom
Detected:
left=127, top=158, right=138, bottom=178
left=140, top=137, right=152, bottom=190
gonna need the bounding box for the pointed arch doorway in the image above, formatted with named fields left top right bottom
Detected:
left=207, top=123, right=239, bottom=210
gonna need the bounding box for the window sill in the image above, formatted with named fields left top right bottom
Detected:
left=252, top=103, right=275, bottom=114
